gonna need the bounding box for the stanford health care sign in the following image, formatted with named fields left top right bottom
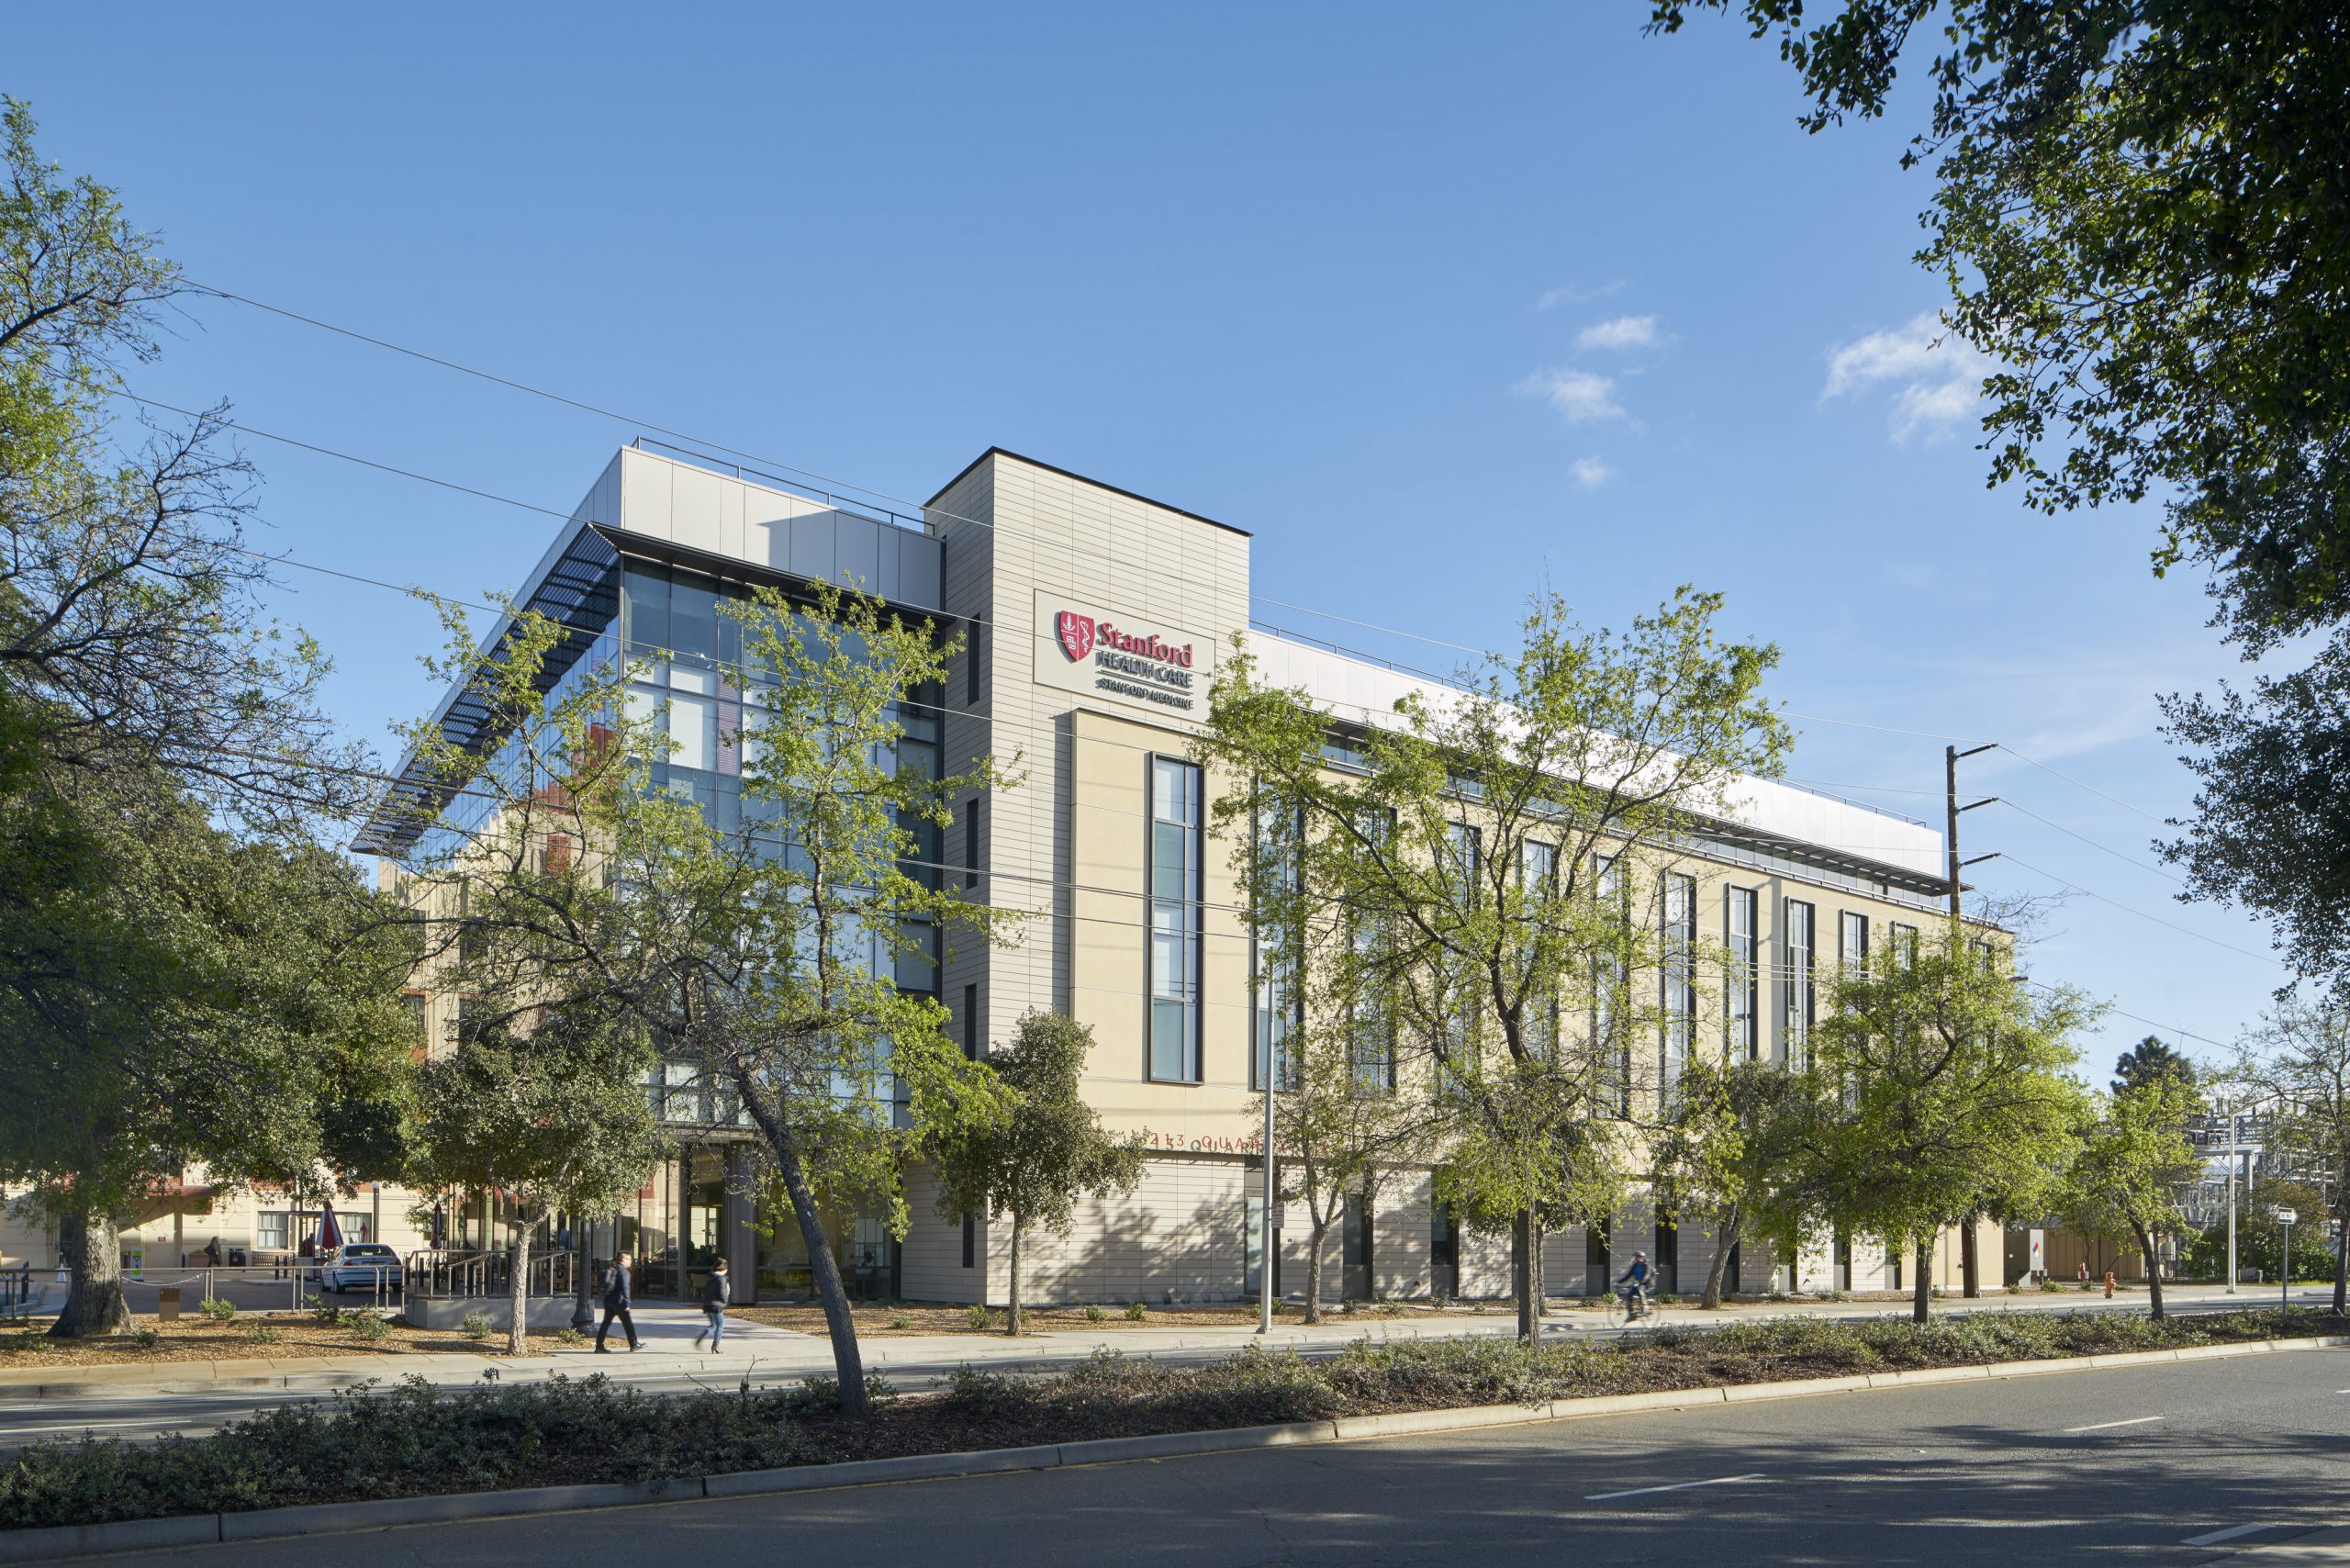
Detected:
left=1032, top=588, right=1208, bottom=717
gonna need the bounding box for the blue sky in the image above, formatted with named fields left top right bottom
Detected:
left=13, top=4, right=2285, bottom=1072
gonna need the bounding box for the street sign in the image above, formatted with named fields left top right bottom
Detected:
left=2271, top=1207, right=2298, bottom=1225
left=1271, top=1204, right=1298, bottom=1233
left=2028, top=1229, right=2046, bottom=1273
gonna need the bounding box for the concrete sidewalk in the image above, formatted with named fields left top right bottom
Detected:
left=1, top=1281, right=2334, bottom=1406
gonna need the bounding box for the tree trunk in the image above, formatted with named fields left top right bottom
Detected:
left=1911, top=1237, right=1933, bottom=1325
left=50, top=1209, right=131, bottom=1339
left=1514, top=1207, right=1538, bottom=1343
left=774, top=1127, right=867, bottom=1414
left=2132, top=1219, right=2164, bottom=1321
left=1006, top=1216, right=1024, bottom=1337
left=506, top=1211, right=532, bottom=1356
left=1303, top=1217, right=1330, bottom=1325
left=1699, top=1203, right=1739, bottom=1311
left=2326, top=1223, right=2347, bottom=1316
left=1960, top=1220, right=1980, bottom=1298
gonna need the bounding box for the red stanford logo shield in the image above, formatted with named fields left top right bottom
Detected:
left=1057, top=610, right=1096, bottom=663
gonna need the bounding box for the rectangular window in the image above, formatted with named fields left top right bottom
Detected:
left=1252, top=802, right=1301, bottom=1092
left=1521, top=841, right=1557, bottom=1058
left=1840, top=912, right=1869, bottom=975
left=1593, top=856, right=1629, bottom=1114
left=966, top=794, right=985, bottom=891
left=255, top=1212, right=289, bottom=1251
left=1727, top=887, right=1758, bottom=1059
left=1148, top=756, right=1203, bottom=1083
left=963, top=983, right=979, bottom=1060
left=967, top=618, right=983, bottom=706
left=1890, top=921, right=1919, bottom=967
left=1783, top=899, right=1816, bottom=1068
left=961, top=1213, right=976, bottom=1269
left=1348, top=911, right=1396, bottom=1092
left=1661, top=872, right=1696, bottom=1092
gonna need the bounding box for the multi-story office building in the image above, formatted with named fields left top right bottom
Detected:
left=319, top=441, right=1991, bottom=1307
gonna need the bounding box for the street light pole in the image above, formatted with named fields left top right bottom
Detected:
left=2225, top=1104, right=2238, bottom=1295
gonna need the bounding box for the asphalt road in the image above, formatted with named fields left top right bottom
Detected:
left=106, top=1345, right=2350, bottom=1566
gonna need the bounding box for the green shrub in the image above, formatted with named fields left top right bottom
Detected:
left=307, top=1294, right=337, bottom=1324
left=246, top=1325, right=283, bottom=1345
left=196, top=1297, right=237, bottom=1324
left=1124, top=1302, right=1147, bottom=1321
left=460, top=1311, right=494, bottom=1340
left=554, top=1327, right=583, bottom=1346
left=964, top=1304, right=991, bottom=1331
left=127, top=1327, right=161, bottom=1351
left=1082, top=1305, right=1107, bottom=1323
left=345, top=1313, right=391, bottom=1343
left=889, top=1314, right=912, bottom=1329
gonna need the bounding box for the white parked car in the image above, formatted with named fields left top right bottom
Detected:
left=317, top=1243, right=403, bottom=1294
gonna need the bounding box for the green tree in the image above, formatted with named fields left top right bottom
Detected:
left=2062, top=1078, right=2200, bottom=1319
left=396, top=582, right=1013, bottom=1413
left=0, top=98, right=360, bottom=823
left=930, top=1011, right=1142, bottom=1336
left=0, top=768, right=416, bottom=1336
left=2232, top=1003, right=2350, bottom=1311
left=1651, top=1056, right=1822, bottom=1310
left=1798, top=921, right=2092, bottom=1322
left=1643, top=3, right=2350, bottom=656
left=2112, top=1036, right=2199, bottom=1099
left=410, top=1012, right=664, bottom=1355
left=1202, top=588, right=1788, bottom=1341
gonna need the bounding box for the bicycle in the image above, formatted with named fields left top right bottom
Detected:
left=1604, top=1284, right=1662, bottom=1329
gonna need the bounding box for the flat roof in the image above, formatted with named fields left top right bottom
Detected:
left=923, top=447, right=1254, bottom=537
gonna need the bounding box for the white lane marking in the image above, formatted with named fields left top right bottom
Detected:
left=2180, top=1523, right=2281, bottom=1547
left=2062, top=1415, right=2165, bottom=1433
left=1585, top=1473, right=1772, bottom=1501
left=9, top=1417, right=199, bottom=1433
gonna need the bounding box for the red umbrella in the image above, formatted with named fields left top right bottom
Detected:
left=317, top=1200, right=344, bottom=1255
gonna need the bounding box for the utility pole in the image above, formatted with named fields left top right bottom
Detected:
left=2225, top=1102, right=2238, bottom=1295
left=1945, top=743, right=2000, bottom=1298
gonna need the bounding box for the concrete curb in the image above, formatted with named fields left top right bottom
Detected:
left=4, top=1333, right=2344, bottom=1562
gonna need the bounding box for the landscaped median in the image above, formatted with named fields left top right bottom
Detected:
left=4, top=1308, right=2345, bottom=1561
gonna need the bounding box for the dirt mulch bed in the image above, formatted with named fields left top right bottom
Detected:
left=0, top=1315, right=565, bottom=1368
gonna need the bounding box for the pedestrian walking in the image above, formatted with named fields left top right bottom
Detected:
left=693, top=1257, right=731, bottom=1351
left=596, top=1249, right=640, bottom=1351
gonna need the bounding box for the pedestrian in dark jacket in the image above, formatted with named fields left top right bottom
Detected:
left=596, top=1250, right=639, bottom=1351
left=693, top=1257, right=731, bottom=1351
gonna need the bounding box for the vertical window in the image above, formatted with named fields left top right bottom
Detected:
left=966, top=794, right=985, bottom=891
left=961, top=1213, right=976, bottom=1268
left=1840, top=912, right=1869, bottom=976
left=967, top=618, right=983, bottom=706
left=1661, top=872, right=1696, bottom=1092
left=1890, top=921, right=1919, bottom=967
left=1252, top=803, right=1301, bottom=1092
left=1727, top=887, right=1758, bottom=1059
left=963, top=982, right=979, bottom=1060
left=1783, top=899, right=1815, bottom=1068
left=1592, top=856, right=1629, bottom=1114
left=1521, top=842, right=1558, bottom=1058
left=1348, top=912, right=1395, bottom=1092
left=1148, top=756, right=1203, bottom=1083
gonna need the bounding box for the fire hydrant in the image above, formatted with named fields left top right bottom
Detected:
left=2102, top=1270, right=2116, bottom=1299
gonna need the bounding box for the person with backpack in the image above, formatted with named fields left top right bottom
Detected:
left=596, top=1249, right=639, bottom=1351
left=693, top=1256, right=731, bottom=1350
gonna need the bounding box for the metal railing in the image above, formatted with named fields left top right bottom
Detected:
left=0, top=1260, right=37, bottom=1322
left=404, top=1248, right=584, bottom=1301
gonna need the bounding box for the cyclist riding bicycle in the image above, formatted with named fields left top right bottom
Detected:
left=1615, top=1251, right=1653, bottom=1318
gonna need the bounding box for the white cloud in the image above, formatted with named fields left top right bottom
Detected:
left=1821, top=312, right=1993, bottom=444
left=1536, top=280, right=1623, bottom=311
left=1577, top=314, right=1657, bottom=351
left=1571, top=455, right=1613, bottom=489
left=1519, top=366, right=1624, bottom=424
